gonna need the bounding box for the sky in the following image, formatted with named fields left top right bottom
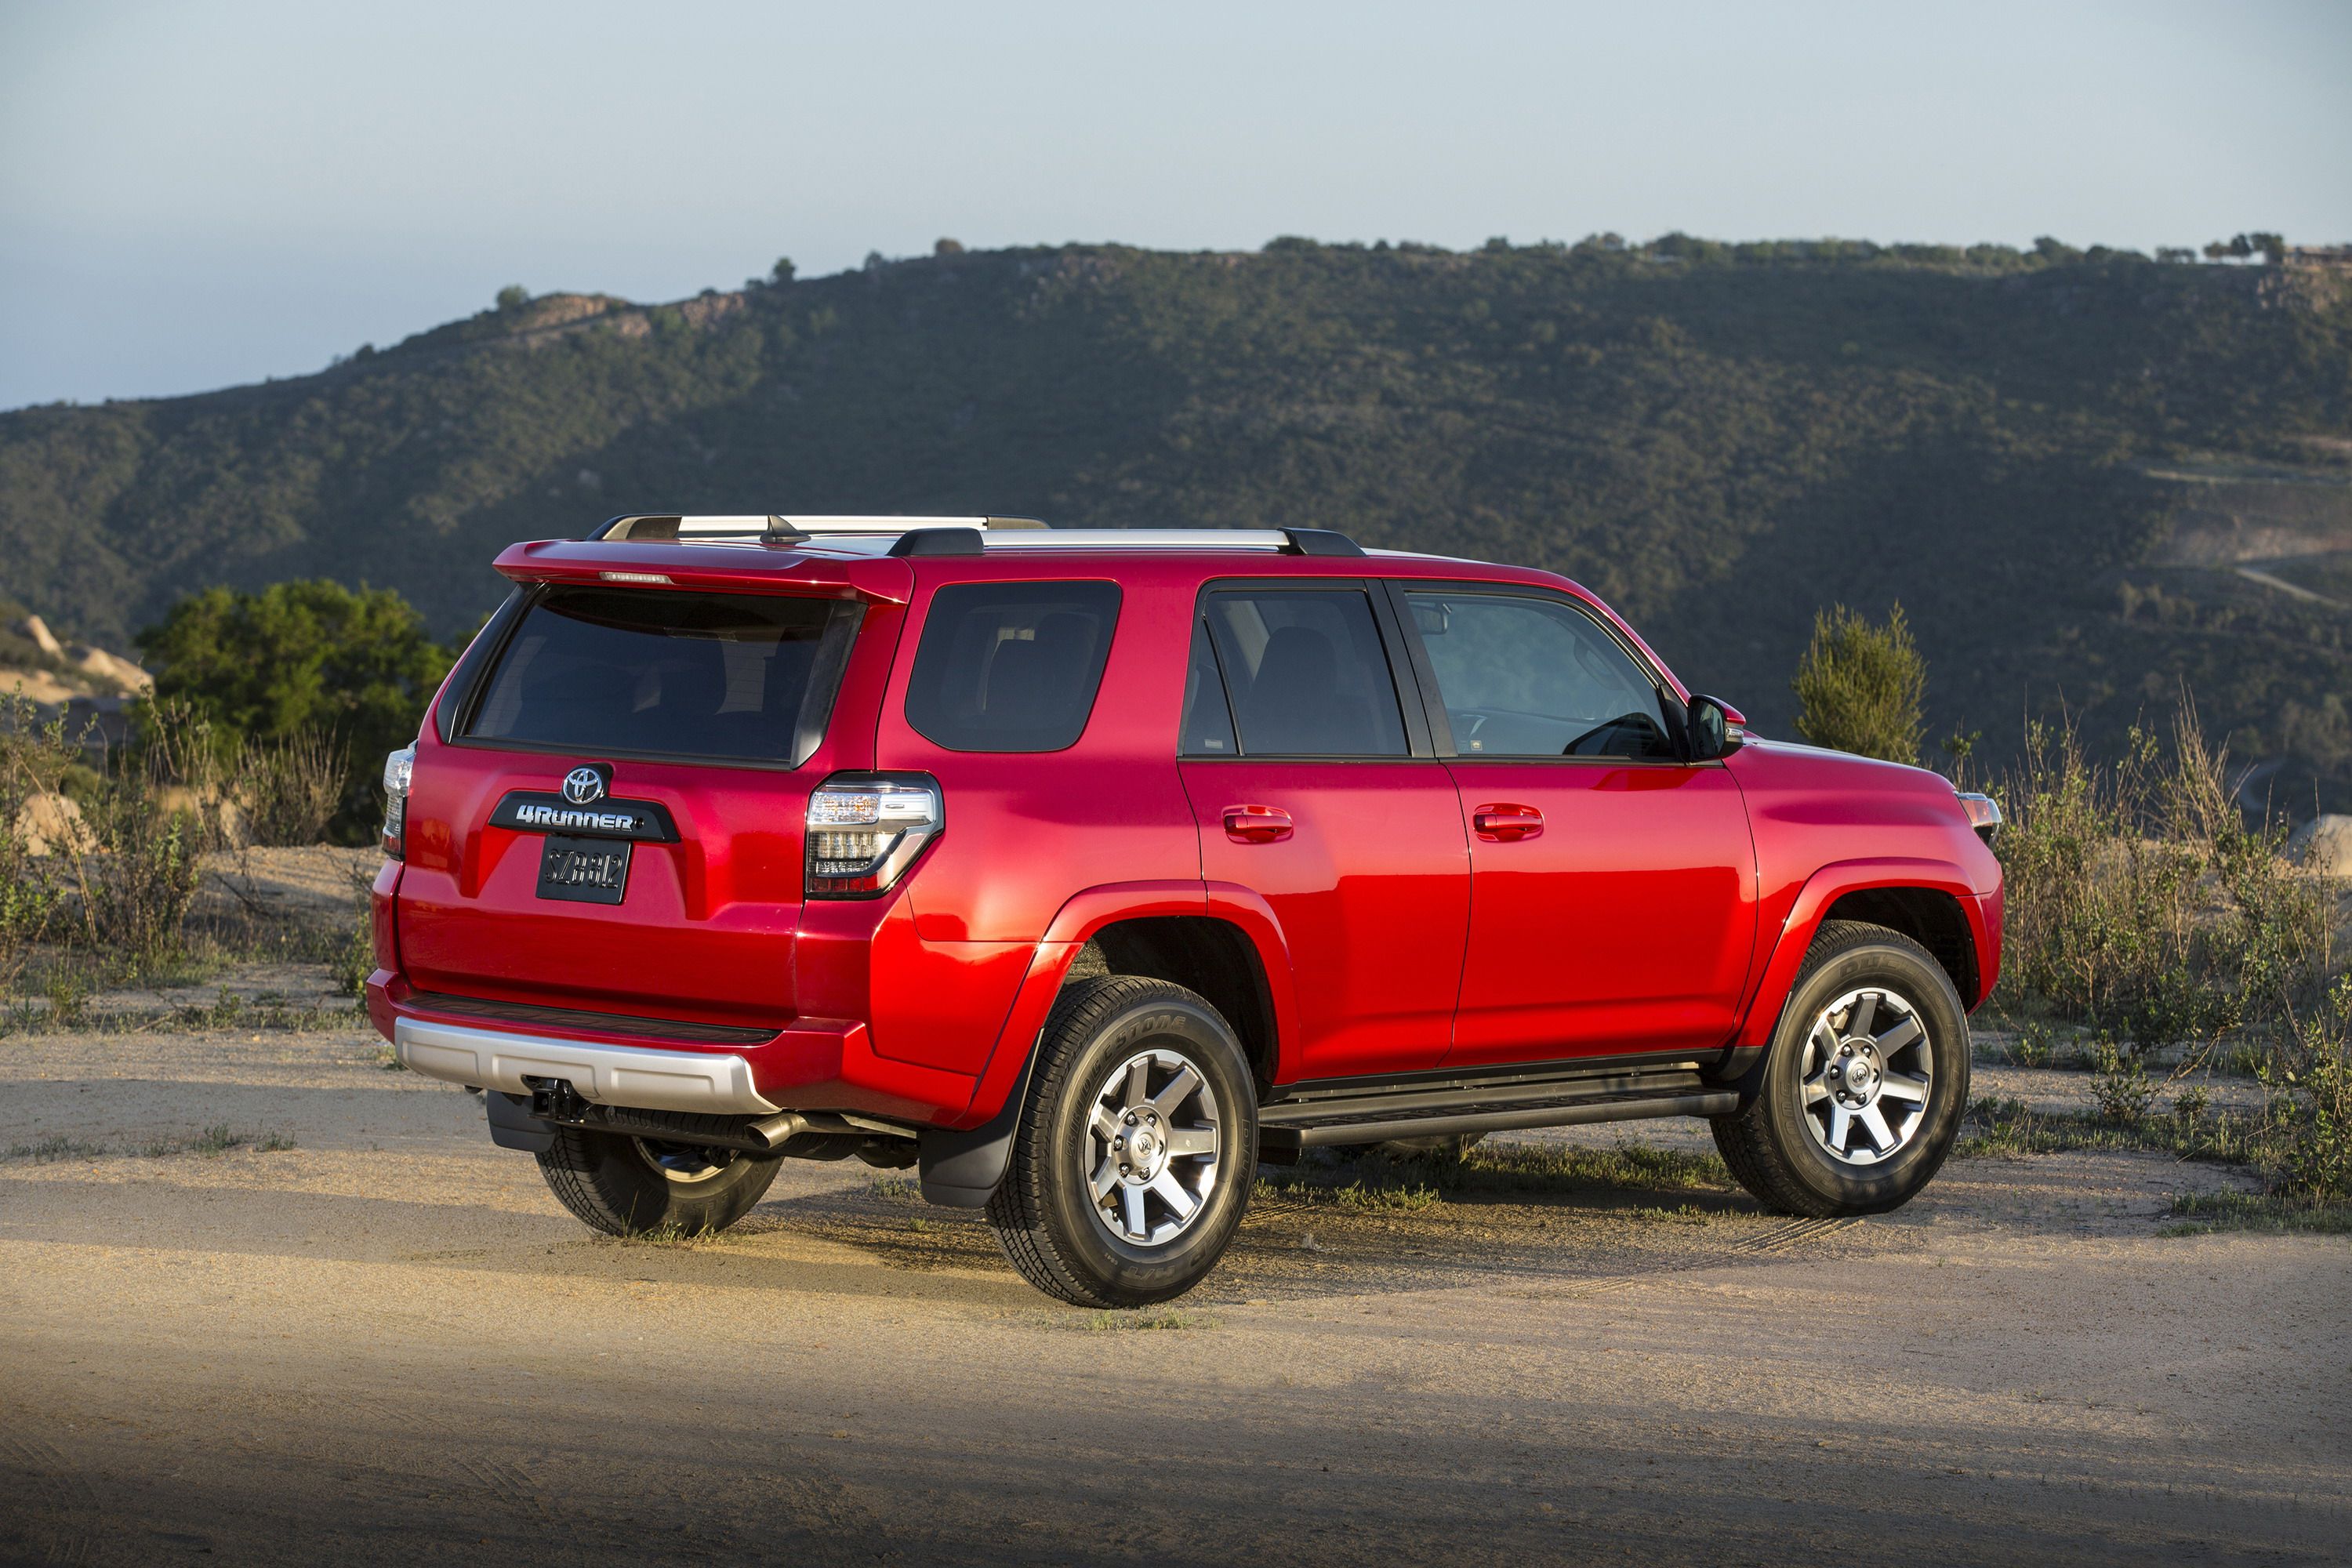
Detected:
left=2, top=0, right=2348, bottom=412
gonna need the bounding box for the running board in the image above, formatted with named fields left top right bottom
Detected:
left=1258, top=1090, right=1738, bottom=1151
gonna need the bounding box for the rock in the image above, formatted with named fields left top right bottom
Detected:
left=15, top=615, right=65, bottom=659
left=20, top=790, right=83, bottom=856
left=2286, top=814, right=2352, bottom=877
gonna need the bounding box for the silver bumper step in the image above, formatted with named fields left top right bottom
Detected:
left=392, top=1017, right=780, bottom=1115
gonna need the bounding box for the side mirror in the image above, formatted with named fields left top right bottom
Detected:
left=1686, top=695, right=1746, bottom=760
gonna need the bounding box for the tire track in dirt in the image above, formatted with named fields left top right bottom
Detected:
left=1518, top=1215, right=1864, bottom=1300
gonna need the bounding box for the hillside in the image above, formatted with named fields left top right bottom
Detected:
left=2, top=236, right=2349, bottom=807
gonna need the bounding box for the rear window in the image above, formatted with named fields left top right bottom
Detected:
left=463, top=586, right=860, bottom=766
left=903, top=582, right=1120, bottom=753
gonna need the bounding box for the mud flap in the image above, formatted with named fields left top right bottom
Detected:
left=916, top=1059, right=1033, bottom=1208
left=484, top=1090, right=556, bottom=1153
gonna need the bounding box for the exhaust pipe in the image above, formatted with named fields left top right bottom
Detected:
left=745, top=1111, right=809, bottom=1152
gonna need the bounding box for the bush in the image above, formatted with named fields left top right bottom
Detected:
left=60, top=701, right=214, bottom=966
left=1994, top=699, right=2333, bottom=1055
left=1790, top=604, right=1926, bottom=764
left=136, top=581, right=453, bottom=844
left=234, top=728, right=347, bottom=847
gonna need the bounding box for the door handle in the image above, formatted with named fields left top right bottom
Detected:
left=1472, top=804, right=1544, bottom=842
left=1223, top=805, right=1294, bottom=844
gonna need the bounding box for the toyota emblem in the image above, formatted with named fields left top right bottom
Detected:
left=562, top=767, right=608, bottom=805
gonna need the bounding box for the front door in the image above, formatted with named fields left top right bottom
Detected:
left=1392, top=585, right=1758, bottom=1065
left=1178, top=583, right=1468, bottom=1080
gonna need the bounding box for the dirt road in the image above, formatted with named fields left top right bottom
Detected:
left=2, top=1021, right=2346, bottom=1566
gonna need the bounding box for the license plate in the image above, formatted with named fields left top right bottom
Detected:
left=536, top=834, right=632, bottom=904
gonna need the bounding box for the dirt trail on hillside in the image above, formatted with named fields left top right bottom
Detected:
left=2, top=1024, right=2346, bottom=1566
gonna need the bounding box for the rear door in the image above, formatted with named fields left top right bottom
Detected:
left=393, top=581, right=884, bottom=1029
left=1178, top=582, right=1468, bottom=1080
left=1391, top=583, right=1758, bottom=1064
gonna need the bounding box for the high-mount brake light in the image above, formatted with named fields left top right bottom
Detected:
left=1958, top=791, right=2002, bottom=844
left=805, top=775, right=942, bottom=898
left=382, top=744, right=417, bottom=858
left=597, top=569, right=674, bottom=584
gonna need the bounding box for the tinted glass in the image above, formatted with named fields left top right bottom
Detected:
left=468, top=586, right=853, bottom=763
left=1180, top=617, right=1240, bottom=756
left=1406, top=591, right=1678, bottom=760
left=904, top=582, right=1121, bottom=753
left=1203, top=589, right=1408, bottom=757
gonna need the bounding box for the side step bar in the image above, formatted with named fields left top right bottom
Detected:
left=1258, top=1091, right=1738, bottom=1152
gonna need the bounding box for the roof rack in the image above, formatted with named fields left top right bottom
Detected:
left=591, top=516, right=1365, bottom=557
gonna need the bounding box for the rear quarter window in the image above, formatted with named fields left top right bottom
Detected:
left=903, top=582, right=1121, bottom=753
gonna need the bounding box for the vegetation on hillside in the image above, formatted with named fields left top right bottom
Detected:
left=2, top=235, right=2347, bottom=803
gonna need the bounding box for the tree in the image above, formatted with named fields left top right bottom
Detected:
left=495, top=284, right=530, bottom=311
left=770, top=256, right=796, bottom=283
left=1791, top=604, right=1927, bottom=765
left=933, top=238, right=964, bottom=256
left=136, top=582, right=456, bottom=842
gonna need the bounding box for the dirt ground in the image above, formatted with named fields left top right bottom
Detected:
left=2, top=1005, right=2347, bottom=1566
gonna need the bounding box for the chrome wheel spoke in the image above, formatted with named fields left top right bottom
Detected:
left=1879, top=1073, right=1929, bottom=1104
left=1875, top=1015, right=1922, bottom=1058
left=1803, top=1076, right=1831, bottom=1105
left=1092, top=1106, right=1123, bottom=1144
left=1147, top=1170, right=1197, bottom=1221
left=1846, top=992, right=1878, bottom=1040
left=1091, top=1156, right=1123, bottom=1200
left=1120, top=1184, right=1148, bottom=1239
left=1163, top=1124, right=1217, bottom=1156
left=1827, top=1104, right=1854, bottom=1152
left=1121, top=1058, right=1150, bottom=1110
left=1149, top=1065, right=1203, bottom=1120
left=1859, top=1105, right=1897, bottom=1152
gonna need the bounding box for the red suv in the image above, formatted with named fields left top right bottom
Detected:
left=369, top=516, right=2003, bottom=1306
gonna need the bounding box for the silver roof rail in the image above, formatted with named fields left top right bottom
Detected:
left=595, top=514, right=1047, bottom=542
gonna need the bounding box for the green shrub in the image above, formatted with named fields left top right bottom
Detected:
left=1791, top=603, right=1926, bottom=764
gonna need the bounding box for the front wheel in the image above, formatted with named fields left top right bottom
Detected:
left=987, top=976, right=1256, bottom=1307
left=1711, top=920, right=1969, bottom=1217
left=536, top=1127, right=783, bottom=1237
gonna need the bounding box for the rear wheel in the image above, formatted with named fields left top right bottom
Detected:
left=535, top=1127, right=783, bottom=1237
left=1711, top=920, right=1969, bottom=1218
left=988, top=976, right=1255, bottom=1307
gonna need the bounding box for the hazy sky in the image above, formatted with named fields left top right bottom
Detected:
left=4, top=0, right=2347, bottom=411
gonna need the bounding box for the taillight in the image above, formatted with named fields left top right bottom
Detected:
left=805, top=774, right=942, bottom=898
left=381, top=745, right=416, bottom=858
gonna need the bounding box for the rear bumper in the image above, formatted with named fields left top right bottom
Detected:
left=368, top=971, right=978, bottom=1125
left=392, top=1016, right=782, bottom=1114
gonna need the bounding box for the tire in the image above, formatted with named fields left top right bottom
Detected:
left=987, top=976, right=1256, bottom=1308
left=1711, top=920, right=1970, bottom=1218
left=535, top=1128, right=784, bottom=1237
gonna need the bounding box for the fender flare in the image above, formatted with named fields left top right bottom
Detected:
left=1734, top=857, right=1994, bottom=1051
left=920, top=880, right=1301, bottom=1201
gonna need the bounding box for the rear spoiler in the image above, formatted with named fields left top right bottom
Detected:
left=492, top=539, right=916, bottom=603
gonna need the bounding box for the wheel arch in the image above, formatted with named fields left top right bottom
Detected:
left=1736, top=858, right=1995, bottom=1051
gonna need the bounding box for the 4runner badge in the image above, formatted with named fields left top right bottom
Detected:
left=562, top=765, right=610, bottom=805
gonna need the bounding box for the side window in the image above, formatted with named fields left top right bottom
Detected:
left=904, top=582, right=1120, bottom=753
left=1180, top=617, right=1239, bottom=755
left=1405, top=591, right=1679, bottom=760
left=1201, top=589, right=1409, bottom=757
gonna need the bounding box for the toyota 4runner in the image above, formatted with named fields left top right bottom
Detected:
left=369, top=514, right=2004, bottom=1306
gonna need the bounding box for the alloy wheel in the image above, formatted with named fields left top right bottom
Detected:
left=1798, top=986, right=1933, bottom=1167
left=1081, top=1047, right=1222, bottom=1246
